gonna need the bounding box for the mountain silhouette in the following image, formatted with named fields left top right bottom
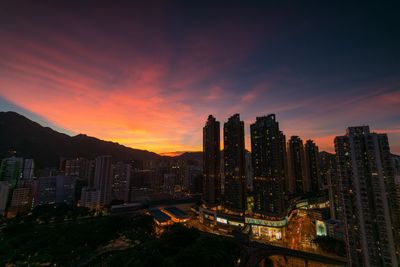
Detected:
left=0, top=111, right=163, bottom=168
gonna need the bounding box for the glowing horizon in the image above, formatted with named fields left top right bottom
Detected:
left=1, top=2, right=399, bottom=154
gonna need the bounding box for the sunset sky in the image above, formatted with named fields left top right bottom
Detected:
left=1, top=1, right=399, bottom=154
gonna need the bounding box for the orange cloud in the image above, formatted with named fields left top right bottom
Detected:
left=1, top=12, right=400, bottom=155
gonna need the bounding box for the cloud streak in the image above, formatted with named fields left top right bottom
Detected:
left=0, top=1, right=399, bottom=154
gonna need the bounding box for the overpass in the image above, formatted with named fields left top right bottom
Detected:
left=239, top=241, right=347, bottom=267
left=231, top=229, right=347, bottom=267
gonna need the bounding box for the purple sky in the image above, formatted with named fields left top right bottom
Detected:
left=0, top=1, right=399, bottom=154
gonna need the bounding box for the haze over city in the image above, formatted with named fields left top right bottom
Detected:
left=1, top=1, right=399, bottom=154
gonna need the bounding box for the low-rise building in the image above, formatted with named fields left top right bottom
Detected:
left=34, top=175, right=76, bottom=206
left=80, top=187, right=101, bottom=210
left=9, top=187, right=32, bottom=216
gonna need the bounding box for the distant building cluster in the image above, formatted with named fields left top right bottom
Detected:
left=202, top=114, right=400, bottom=266
left=0, top=150, right=203, bottom=218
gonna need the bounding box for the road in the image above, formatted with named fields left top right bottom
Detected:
left=247, top=240, right=347, bottom=266
left=187, top=212, right=346, bottom=266
left=285, top=213, right=317, bottom=252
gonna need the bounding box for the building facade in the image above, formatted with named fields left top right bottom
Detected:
left=287, top=136, right=307, bottom=195
left=304, top=140, right=320, bottom=194
left=250, top=114, right=287, bottom=216
left=9, top=187, right=32, bottom=215
left=223, top=114, right=246, bottom=212
left=319, top=151, right=342, bottom=220
left=0, top=157, right=23, bottom=187
left=94, top=156, right=112, bottom=206
left=35, top=175, right=76, bottom=206
left=65, top=158, right=94, bottom=184
left=202, top=115, right=221, bottom=206
left=335, top=126, right=399, bottom=266
left=111, top=162, right=131, bottom=202
left=80, top=187, right=101, bottom=210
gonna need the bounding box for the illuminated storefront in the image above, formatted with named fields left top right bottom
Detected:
left=308, top=201, right=329, bottom=209
left=215, top=215, right=245, bottom=227
left=251, top=225, right=283, bottom=240
left=245, top=217, right=287, bottom=241
left=216, top=217, right=228, bottom=224
left=200, top=207, right=246, bottom=228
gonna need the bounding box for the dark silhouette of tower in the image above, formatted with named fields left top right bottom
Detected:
left=287, top=136, right=307, bottom=195
left=223, top=114, right=246, bottom=212
left=250, top=114, right=287, bottom=216
left=202, top=115, right=221, bottom=206
left=304, top=140, right=320, bottom=194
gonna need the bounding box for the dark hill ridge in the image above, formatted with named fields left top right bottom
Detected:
left=0, top=111, right=162, bottom=167
left=173, top=151, right=202, bottom=161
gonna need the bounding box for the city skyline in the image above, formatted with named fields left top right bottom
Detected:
left=2, top=110, right=398, bottom=265
left=1, top=1, right=399, bottom=154
left=2, top=2, right=400, bottom=266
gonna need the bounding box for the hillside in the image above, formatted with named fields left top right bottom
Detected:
left=0, top=111, right=162, bottom=167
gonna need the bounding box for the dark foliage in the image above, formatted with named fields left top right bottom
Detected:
left=0, top=206, right=240, bottom=267
left=0, top=205, right=154, bottom=266
left=97, top=224, right=240, bottom=267
left=313, top=236, right=346, bottom=257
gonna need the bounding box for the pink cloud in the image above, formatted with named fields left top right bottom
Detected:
left=1, top=12, right=399, bottom=155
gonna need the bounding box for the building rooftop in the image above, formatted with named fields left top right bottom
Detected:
left=164, top=207, right=189, bottom=219
left=149, top=209, right=171, bottom=223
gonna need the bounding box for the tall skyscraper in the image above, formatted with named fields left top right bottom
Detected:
left=94, top=155, right=113, bottom=206
left=202, top=115, right=221, bottom=206
left=304, top=140, right=320, bottom=193
left=250, top=114, right=287, bottom=216
left=319, top=151, right=341, bottom=219
left=335, top=126, right=399, bottom=266
left=287, top=136, right=307, bottom=195
left=223, top=114, right=246, bottom=212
